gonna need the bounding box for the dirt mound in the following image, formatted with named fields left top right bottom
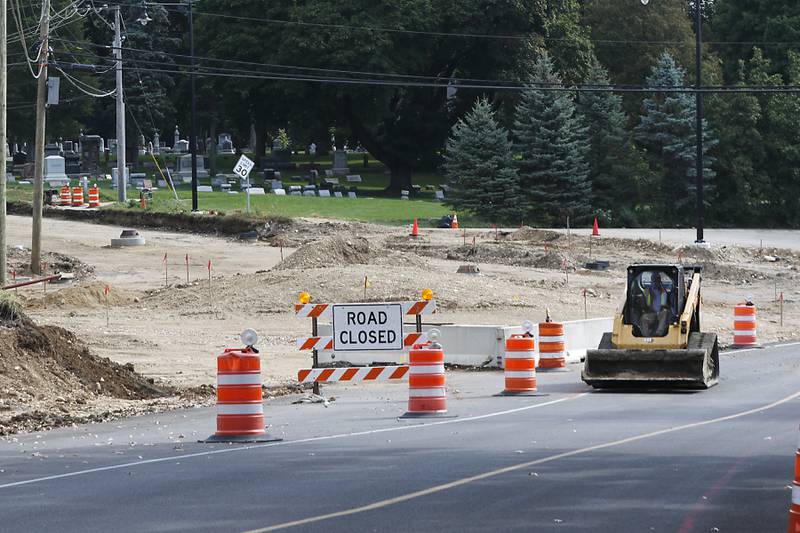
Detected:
left=275, top=236, right=376, bottom=269
left=507, top=227, right=562, bottom=242
left=6, top=247, right=94, bottom=281
left=24, top=281, right=139, bottom=310
left=0, top=299, right=170, bottom=435
left=534, top=251, right=567, bottom=269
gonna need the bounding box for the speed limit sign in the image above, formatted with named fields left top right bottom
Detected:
left=233, top=154, right=255, bottom=179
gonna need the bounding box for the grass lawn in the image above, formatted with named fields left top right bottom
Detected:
left=5, top=151, right=472, bottom=226
left=5, top=182, right=472, bottom=227
left=146, top=188, right=458, bottom=225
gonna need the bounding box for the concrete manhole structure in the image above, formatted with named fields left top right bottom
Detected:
left=111, top=229, right=146, bottom=247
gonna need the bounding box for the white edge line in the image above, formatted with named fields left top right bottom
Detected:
left=0, top=395, right=583, bottom=490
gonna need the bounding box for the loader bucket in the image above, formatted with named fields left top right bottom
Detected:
left=582, top=333, right=719, bottom=390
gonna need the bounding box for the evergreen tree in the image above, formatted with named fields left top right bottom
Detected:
left=577, top=59, right=646, bottom=225
left=513, top=53, right=591, bottom=224
left=705, top=54, right=769, bottom=225
left=761, top=51, right=800, bottom=226
left=635, top=52, right=717, bottom=226
left=443, top=98, right=522, bottom=224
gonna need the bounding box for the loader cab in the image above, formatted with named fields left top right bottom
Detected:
left=625, top=265, right=686, bottom=337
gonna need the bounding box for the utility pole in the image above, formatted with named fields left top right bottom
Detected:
left=188, top=0, right=198, bottom=211
left=114, top=5, right=127, bottom=203
left=30, top=0, right=50, bottom=275
left=693, top=0, right=705, bottom=244
left=0, top=0, right=7, bottom=284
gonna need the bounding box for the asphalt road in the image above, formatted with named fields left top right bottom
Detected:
left=1, top=343, right=799, bottom=532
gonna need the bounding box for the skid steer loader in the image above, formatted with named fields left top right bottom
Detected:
left=582, top=264, right=719, bottom=389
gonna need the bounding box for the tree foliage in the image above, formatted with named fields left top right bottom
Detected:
left=576, top=58, right=646, bottom=225
left=443, top=97, right=521, bottom=224
left=513, top=53, right=591, bottom=224
left=634, top=52, right=716, bottom=226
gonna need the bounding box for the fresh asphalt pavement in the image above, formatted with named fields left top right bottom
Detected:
left=1, top=344, right=799, bottom=532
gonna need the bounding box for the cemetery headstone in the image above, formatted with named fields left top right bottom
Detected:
left=43, top=155, right=69, bottom=186
left=332, top=149, right=349, bottom=175
left=217, top=133, right=235, bottom=155
left=175, top=154, right=209, bottom=182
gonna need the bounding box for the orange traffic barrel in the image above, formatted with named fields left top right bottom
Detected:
left=201, top=347, right=281, bottom=443
left=499, top=333, right=537, bottom=395
left=59, top=186, right=71, bottom=206
left=400, top=339, right=454, bottom=418
left=71, top=187, right=84, bottom=207
left=538, top=321, right=567, bottom=370
left=733, top=302, right=757, bottom=347
left=88, top=186, right=100, bottom=208
left=789, top=426, right=800, bottom=532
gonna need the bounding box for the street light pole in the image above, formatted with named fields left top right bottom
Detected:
left=188, top=0, right=198, bottom=212
left=114, top=5, right=127, bottom=203
left=693, top=1, right=704, bottom=244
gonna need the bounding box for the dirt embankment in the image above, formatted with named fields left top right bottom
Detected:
left=0, top=299, right=176, bottom=435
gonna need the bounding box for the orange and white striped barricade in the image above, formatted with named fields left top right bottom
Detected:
left=400, top=339, right=455, bottom=419
left=201, top=347, right=281, bottom=443
left=498, top=333, right=537, bottom=396
left=538, top=321, right=568, bottom=370
left=297, top=331, right=429, bottom=355
left=733, top=302, right=758, bottom=348
left=59, top=186, right=71, bottom=206
left=298, top=365, right=409, bottom=383
left=789, top=426, right=800, bottom=532
left=88, top=186, right=100, bottom=208
left=71, top=186, right=84, bottom=207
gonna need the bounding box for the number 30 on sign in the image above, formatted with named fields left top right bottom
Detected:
left=233, top=154, right=255, bottom=179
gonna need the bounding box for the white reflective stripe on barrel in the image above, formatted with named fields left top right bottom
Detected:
left=216, top=403, right=263, bottom=415
left=504, top=370, right=535, bottom=378
left=408, top=387, right=446, bottom=397
left=217, top=373, right=262, bottom=385
left=539, top=353, right=564, bottom=358
left=793, top=484, right=800, bottom=505
left=540, top=335, right=565, bottom=343
left=504, top=351, right=535, bottom=359
left=409, top=364, right=445, bottom=375
left=734, top=315, right=756, bottom=323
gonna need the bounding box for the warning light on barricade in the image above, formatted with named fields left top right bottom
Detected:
left=421, top=288, right=433, bottom=301
left=428, top=328, right=441, bottom=347
left=240, top=328, right=259, bottom=349
left=522, top=320, right=534, bottom=336
left=299, top=291, right=311, bottom=304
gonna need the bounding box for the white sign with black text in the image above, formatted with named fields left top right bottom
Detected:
left=233, top=154, right=255, bottom=179
left=332, top=303, right=404, bottom=352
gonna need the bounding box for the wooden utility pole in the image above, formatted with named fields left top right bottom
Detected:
left=31, top=0, right=50, bottom=275
left=0, top=0, right=7, bottom=284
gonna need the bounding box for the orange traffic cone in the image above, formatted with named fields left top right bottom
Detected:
left=592, top=217, right=600, bottom=236
left=410, top=218, right=419, bottom=237
left=451, top=213, right=459, bottom=230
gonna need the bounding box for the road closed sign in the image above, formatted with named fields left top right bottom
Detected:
left=332, top=303, right=403, bottom=352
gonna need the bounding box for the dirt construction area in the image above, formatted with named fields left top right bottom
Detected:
left=2, top=214, right=799, bottom=434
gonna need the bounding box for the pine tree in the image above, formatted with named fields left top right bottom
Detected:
left=577, top=59, right=645, bottom=225
left=513, top=53, right=591, bottom=224
left=635, top=52, right=717, bottom=225
left=443, top=98, right=522, bottom=224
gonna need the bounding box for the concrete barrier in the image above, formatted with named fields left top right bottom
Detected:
left=315, top=317, right=613, bottom=368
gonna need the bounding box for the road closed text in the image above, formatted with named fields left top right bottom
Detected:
left=332, top=304, right=404, bottom=352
